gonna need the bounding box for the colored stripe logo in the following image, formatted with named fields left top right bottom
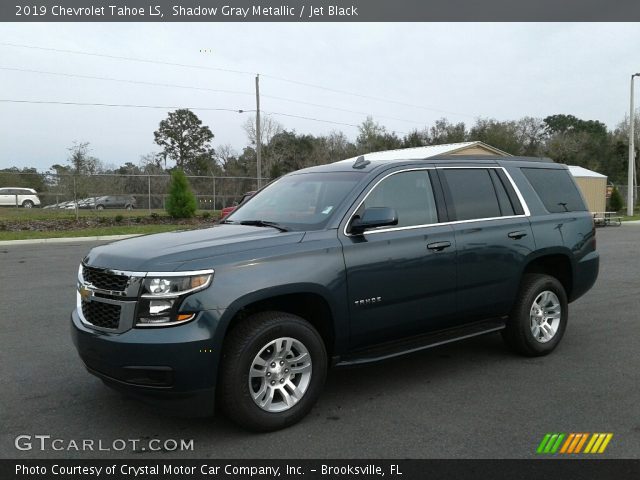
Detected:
left=537, top=433, right=613, bottom=454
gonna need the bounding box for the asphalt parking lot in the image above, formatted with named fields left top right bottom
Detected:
left=1, top=225, right=639, bottom=459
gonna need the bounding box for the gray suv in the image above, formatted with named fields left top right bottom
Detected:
left=71, top=155, right=598, bottom=431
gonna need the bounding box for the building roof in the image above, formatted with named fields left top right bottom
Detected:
left=567, top=165, right=607, bottom=179
left=336, top=141, right=511, bottom=163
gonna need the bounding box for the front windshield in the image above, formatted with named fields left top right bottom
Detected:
left=226, top=172, right=363, bottom=231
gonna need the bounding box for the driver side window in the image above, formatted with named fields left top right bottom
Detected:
left=363, top=170, right=438, bottom=228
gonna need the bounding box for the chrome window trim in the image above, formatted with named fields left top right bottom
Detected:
left=342, top=165, right=531, bottom=237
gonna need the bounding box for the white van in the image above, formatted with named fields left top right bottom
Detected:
left=0, top=187, right=41, bottom=208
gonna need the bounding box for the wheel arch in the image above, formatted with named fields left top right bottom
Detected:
left=521, top=250, right=574, bottom=300
left=218, top=285, right=342, bottom=358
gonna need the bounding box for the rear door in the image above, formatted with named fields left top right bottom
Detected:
left=437, top=166, right=535, bottom=322
left=340, top=167, right=457, bottom=348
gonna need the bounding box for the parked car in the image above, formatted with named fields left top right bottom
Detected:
left=0, top=187, right=41, bottom=208
left=94, top=195, right=136, bottom=210
left=71, top=156, right=598, bottom=431
left=220, top=191, right=255, bottom=219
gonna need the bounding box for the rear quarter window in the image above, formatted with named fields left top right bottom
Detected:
left=521, top=168, right=587, bottom=213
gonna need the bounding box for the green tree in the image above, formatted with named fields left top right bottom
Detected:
left=356, top=116, right=402, bottom=153
left=154, top=109, right=214, bottom=171
left=67, top=141, right=103, bottom=174
left=428, top=118, right=467, bottom=145
left=165, top=169, right=197, bottom=218
left=609, top=186, right=623, bottom=212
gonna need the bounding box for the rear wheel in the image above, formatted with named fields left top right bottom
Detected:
left=503, top=273, right=568, bottom=356
left=219, top=311, right=327, bottom=431
left=22, top=200, right=34, bottom=208
left=126, top=204, right=133, bottom=211
left=96, top=204, right=105, bottom=210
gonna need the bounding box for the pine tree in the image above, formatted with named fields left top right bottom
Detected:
left=165, top=169, right=197, bottom=218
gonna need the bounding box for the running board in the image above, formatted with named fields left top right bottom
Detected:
left=335, top=319, right=506, bottom=367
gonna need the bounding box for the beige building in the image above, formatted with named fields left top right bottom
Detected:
left=567, top=166, right=607, bottom=213
left=339, top=141, right=511, bottom=163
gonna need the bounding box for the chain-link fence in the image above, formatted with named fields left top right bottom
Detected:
left=0, top=172, right=266, bottom=213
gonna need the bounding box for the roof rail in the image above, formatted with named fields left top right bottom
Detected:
left=430, top=154, right=554, bottom=163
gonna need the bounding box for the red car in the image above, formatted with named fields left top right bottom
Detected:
left=220, top=191, right=255, bottom=219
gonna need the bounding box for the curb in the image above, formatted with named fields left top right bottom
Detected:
left=0, top=234, right=141, bottom=246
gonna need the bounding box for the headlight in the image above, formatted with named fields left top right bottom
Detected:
left=136, top=271, right=213, bottom=327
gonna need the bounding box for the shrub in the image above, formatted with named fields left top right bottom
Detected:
left=150, top=212, right=160, bottom=220
left=165, top=170, right=197, bottom=218
left=114, top=214, right=124, bottom=223
left=609, top=186, right=623, bottom=212
left=97, top=217, right=107, bottom=224
left=202, top=211, right=211, bottom=220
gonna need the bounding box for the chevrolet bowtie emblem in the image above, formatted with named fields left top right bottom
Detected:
left=79, top=285, right=91, bottom=300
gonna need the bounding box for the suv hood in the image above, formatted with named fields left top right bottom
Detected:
left=84, top=224, right=305, bottom=272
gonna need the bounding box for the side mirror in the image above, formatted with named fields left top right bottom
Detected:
left=349, top=207, right=398, bottom=235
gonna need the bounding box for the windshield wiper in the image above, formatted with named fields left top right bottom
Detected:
left=238, top=220, right=289, bottom=232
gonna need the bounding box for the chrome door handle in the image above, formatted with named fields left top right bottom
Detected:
left=427, top=241, right=452, bottom=251
left=508, top=231, right=527, bottom=240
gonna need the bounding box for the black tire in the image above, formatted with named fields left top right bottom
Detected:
left=22, top=200, right=34, bottom=208
left=219, top=311, right=327, bottom=432
left=126, top=204, right=133, bottom=211
left=96, top=205, right=105, bottom=210
left=503, top=273, right=568, bottom=356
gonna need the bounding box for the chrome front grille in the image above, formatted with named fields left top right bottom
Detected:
left=81, top=300, right=121, bottom=330
left=82, top=265, right=129, bottom=291
left=78, top=264, right=142, bottom=332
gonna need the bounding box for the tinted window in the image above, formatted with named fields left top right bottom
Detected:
left=363, top=170, right=438, bottom=228
left=522, top=168, right=587, bottom=213
left=229, top=172, right=362, bottom=231
left=442, top=169, right=501, bottom=221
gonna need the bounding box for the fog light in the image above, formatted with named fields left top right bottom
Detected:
left=149, top=300, right=173, bottom=315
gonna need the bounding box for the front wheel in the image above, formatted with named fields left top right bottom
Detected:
left=219, top=311, right=327, bottom=431
left=96, top=205, right=104, bottom=210
left=502, top=274, right=568, bottom=356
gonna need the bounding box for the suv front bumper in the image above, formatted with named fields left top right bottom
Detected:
left=70, top=308, right=223, bottom=415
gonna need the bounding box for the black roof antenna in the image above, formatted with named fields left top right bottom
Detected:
left=352, top=156, right=370, bottom=169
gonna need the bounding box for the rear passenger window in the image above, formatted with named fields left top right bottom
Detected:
left=522, top=168, right=587, bottom=213
left=363, top=170, right=438, bottom=228
left=442, top=169, right=502, bottom=221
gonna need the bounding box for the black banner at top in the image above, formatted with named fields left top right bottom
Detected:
left=2, top=0, right=640, bottom=22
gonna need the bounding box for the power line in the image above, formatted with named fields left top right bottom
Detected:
left=0, top=42, right=255, bottom=76
left=0, top=99, right=409, bottom=134
left=0, top=99, right=252, bottom=112
left=0, top=66, right=254, bottom=97
left=261, top=73, right=475, bottom=118
left=0, top=65, right=429, bottom=125
left=263, top=111, right=409, bottom=135
left=0, top=41, right=475, bottom=118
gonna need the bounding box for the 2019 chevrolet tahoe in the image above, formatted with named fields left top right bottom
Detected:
left=71, top=155, right=599, bottom=431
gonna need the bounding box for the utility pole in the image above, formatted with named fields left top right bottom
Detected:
left=629, top=74, right=640, bottom=216
left=255, top=74, right=262, bottom=189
